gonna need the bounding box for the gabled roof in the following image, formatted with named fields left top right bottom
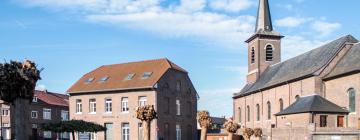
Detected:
left=275, top=95, right=349, bottom=116
left=325, top=43, right=360, bottom=80
left=234, top=35, right=358, bottom=98
left=35, top=90, right=69, bottom=107
left=67, top=58, right=187, bottom=94
left=211, top=117, right=226, bottom=125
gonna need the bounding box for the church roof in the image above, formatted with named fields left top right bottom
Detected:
left=275, top=95, right=349, bottom=116
left=234, top=35, right=358, bottom=98
left=324, top=43, right=360, bottom=80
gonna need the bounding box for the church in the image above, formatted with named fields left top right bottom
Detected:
left=233, top=0, right=360, bottom=139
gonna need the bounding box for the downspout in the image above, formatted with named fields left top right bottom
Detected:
left=245, top=97, right=247, bottom=127
left=287, top=82, right=291, bottom=105
left=154, top=84, right=158, bottom=140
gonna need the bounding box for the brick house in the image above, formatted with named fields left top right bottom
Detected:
left=233, top=0, right=360, bottom=139
left=67, top=58, right=198, bottom=140
left=0, top=90, right=69, bottom=140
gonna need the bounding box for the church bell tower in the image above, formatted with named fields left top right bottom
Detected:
left=246, top=0, right=284, bottom=83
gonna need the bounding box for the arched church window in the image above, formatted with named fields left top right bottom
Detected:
left=266, top=45, right=273, bottom=61
left=279, top=98, right=284, bottom=111
left=247, top=106, right=250, bottom=122
left=267, top=101, right=271, bottom=120
left=251, top=47, right=255, bottom=63
left=256, top=104, right=260, bottom=121
left=348, top=88, right=356, bottom=112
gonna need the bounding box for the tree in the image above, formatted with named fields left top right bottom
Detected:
left=41, top=120, right=106, bottom=140
left=224, top=118, right=240, bottom=140
left=254, top=128, right=263, bottom=140
left=136, top=105, right=157, bottom=140
left=197, top=111, right=212, bottom=140
left=0, top=60, right=41, bottom=140
left=243, top=128, right=254, bottom=140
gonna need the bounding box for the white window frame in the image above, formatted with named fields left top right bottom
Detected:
left=138, top=96, right=147, bottom=107
left=89, top=99, right=96, bottom=114
left=43, top=131, right=52, bottom=138
left=61, top=132, right=70, bottom=139
left=31, top=111, right=38, bottom=119
left=90, top=132, right=97, bottom=140
left=105, top=98, right=112, bottom=113
left=122, top=123, right=130, bottom=140
left=138, top=123, right=143, bottom=140
left=32, top=96, right=38, bottom=102
left=176, top=99, right=181, bottom=116
left=76, top=99, right=82, bottom=114
left=176, top=124, right=181, bottom=140
left=43, top=108, right=51, bottom=120
left=61, top=110, right=69, bottom=121
left=122, top=97, right=129, bottom=113
left=2, top=108, right=9, bottom=116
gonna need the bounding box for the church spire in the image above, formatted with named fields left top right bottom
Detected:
left=255, top=0, right=273, bottom=32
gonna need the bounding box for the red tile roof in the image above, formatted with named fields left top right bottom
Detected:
left=35, top=90, right=69, bottom=107
left=67, top=58, right=187, bottom=94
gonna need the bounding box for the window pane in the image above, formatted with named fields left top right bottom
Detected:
left=122, top=123, right=130, bottom=140
left=348, top=89, right=356, bottom=112
left=105, top=123, right=113, bottom=140
left=267, top=102, right=271, bottom=120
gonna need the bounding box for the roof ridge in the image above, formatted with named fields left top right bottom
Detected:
left=104, top=58, right=168, bottom=67
left=270, top=35, right=353, bottom=69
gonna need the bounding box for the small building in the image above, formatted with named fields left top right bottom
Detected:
left=0, top=90, right=70, bottom=140
left=67, top=58, right=198, bottom=140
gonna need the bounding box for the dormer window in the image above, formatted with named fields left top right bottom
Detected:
left=142, top=72, right=152, bottom=79
left=265, top=45, right=273, bottom=61
left=84, top=77, right=94, bottom=84
left=98, top=76, right=109, bottom=82
left=251, top=47, right=255, bottom=63
left=124, top=73, right=135, bottom=81
left=32, top=96, right=38, bottom=102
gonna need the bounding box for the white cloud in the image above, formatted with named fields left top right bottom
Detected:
left=36, top=84, right=47, bottom=91
left=176, top=0, right=207, bottom=13
left=217, top=66, right=248, bottom=73
left=311, top=21, right=341, bottom=36
left=198, top=88, right=240, bottom=117
left=275, top=17, right=312, bottom=27
left=87, top=12, right=255, bottom=48
left=17, top=0, right=255, bottom=48
left=209, top=0, right=254, bottom=13
left=282, top=35, right=326, bottom=60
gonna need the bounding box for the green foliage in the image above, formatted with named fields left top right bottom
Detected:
left=0, top=60, right=41, bottom=103
left=41, top=120, right=106, bottom=133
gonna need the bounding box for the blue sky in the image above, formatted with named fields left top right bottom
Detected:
left=1, top=0, right=359, bottom=117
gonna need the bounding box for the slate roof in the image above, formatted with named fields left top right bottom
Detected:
left=255, top=0, right=273, bottom=32
left=67, top=58, right=187, bottom=94
left=325, top=43, right=360, bottom=80
left=275, top=95, right=349, bottom=116
left=234, top=35, right=358, bottom=98
left=211, top=117, right=226, bottom=125
left=35, top=90, right=69, bottom=107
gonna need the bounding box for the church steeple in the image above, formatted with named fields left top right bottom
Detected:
left=255, top=0, right=273, bottom=32
left=245, top=0, right=284, bottom=83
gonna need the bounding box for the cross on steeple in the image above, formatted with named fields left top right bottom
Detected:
left=255, top=0, right=273, bottom=32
